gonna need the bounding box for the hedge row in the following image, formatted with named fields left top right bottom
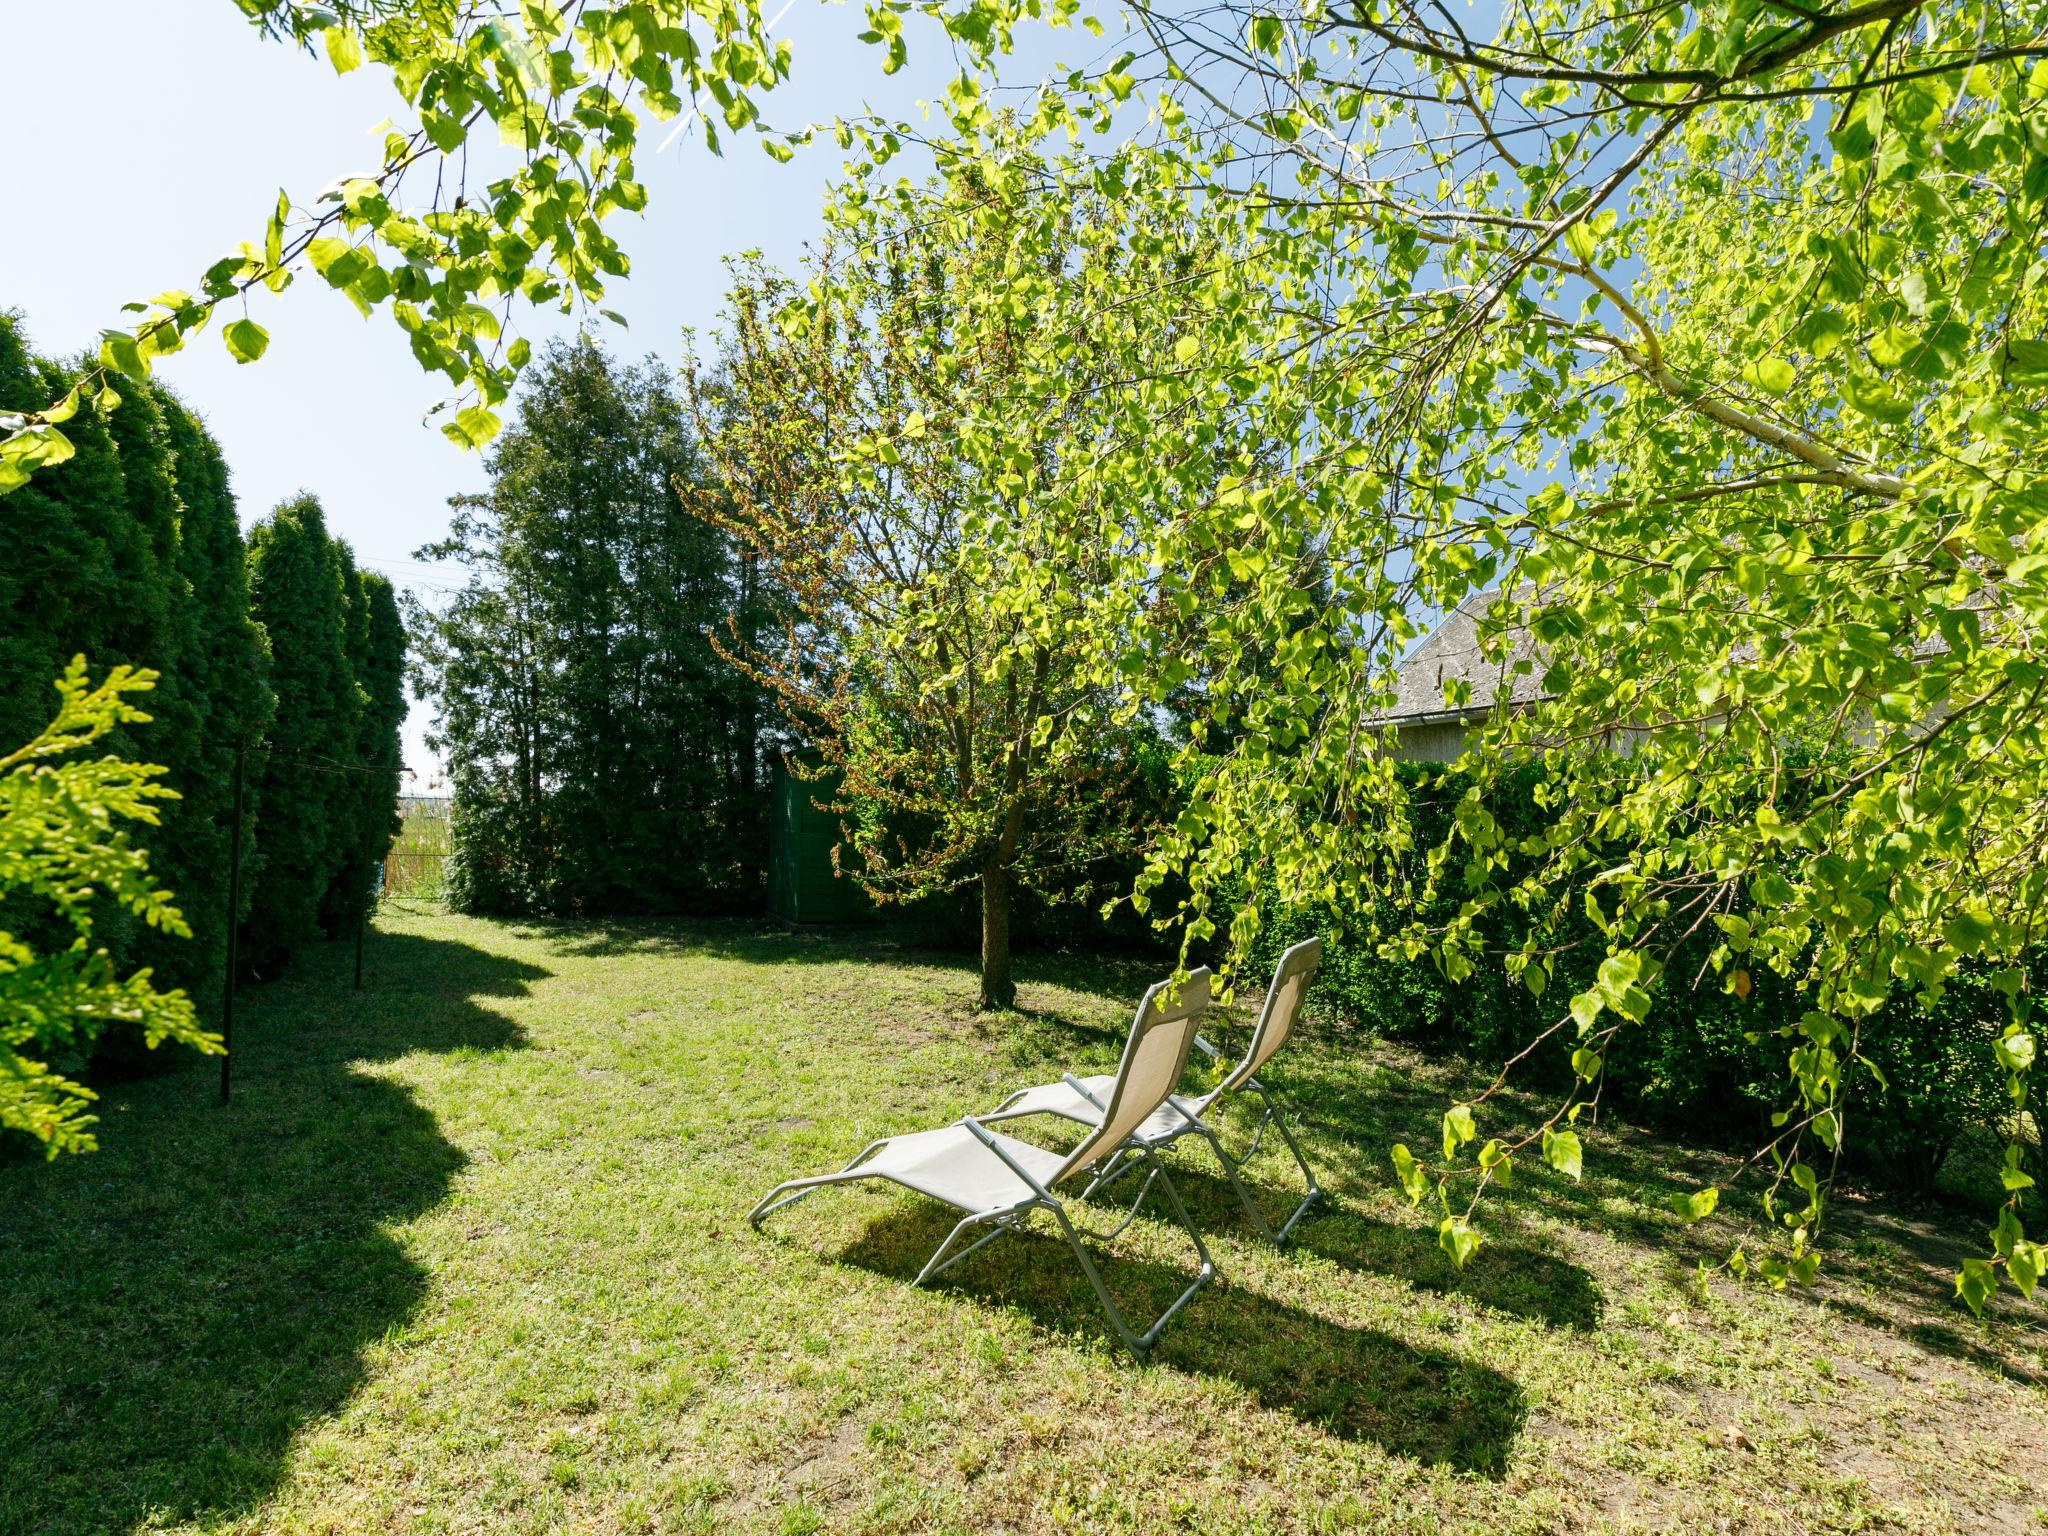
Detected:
left=0, top=313, right=404, bottom=1044
left=1245, top=764, right=2018, bottom=1195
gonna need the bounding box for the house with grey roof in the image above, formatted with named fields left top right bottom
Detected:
left=1374, top=590, right=1545, bottom=762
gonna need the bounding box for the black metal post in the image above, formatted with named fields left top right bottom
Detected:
left=354, top=903, right=366, bottom=991
left=220, top=745, right=245, bottom=1105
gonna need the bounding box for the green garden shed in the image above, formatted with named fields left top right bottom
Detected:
left=767, top=755, right=875, bottom=924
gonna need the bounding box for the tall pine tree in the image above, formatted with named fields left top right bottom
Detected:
left=1, top=319, right=186, bottom=1007
left=146, top=386, right=273, bottom=1008
left=242, top=494, right=359, bottom=971
left=412, top=335, right=765, bottom=915
left=0, top=317, right=276, bottom=1034
left=320, top=559, right=406, bottom=933
left=1, top=310, right=390, bottom=1017
left=0, top=319, right=158, bottom=753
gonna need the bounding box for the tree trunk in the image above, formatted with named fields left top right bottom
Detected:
left=979, top=852, right=1015, bottom=1011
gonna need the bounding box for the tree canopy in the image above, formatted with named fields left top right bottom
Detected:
left=3, top=0, right=2043, bottom=1297
left=411, top=336, right=766, bottom=915
left=690, top=159, right=1207, bottom=1006
left=243, top=499, right=376, bottom=966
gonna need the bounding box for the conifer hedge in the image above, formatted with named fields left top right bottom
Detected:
left=0, top=312, right=403, bottom=1042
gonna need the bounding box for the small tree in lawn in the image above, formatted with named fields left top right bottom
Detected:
left=0, top=660, right=220, bottom=1156
left=689, top=155, right=1206, bottom=1009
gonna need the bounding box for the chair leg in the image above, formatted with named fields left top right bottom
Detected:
left=1194, top=1086, right=1323, bottom=1246
left=1248, top=1083, right=1324, bottom=1243
left=914, top=1210, right=1022, bottom=1286
left=1192, top=1121, right=1283, bottom=1245
left=1078, top=1145, right=1145, bottom=1202
left=1047, top=1152, right=1215, bottom=1361
left=748, top=1141, right=888, bottom=1226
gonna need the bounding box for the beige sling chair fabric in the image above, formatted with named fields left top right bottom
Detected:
left=981, top=937, right=1325, bottom=1245
left=748, top=970, right=1217, bottom=1359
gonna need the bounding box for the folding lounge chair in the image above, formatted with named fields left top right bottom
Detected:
left=748, top=970, right=1218, bottom=1360
left=981, top=936, right=1324, bottom=1245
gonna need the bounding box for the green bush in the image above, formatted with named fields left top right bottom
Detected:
left=1245, top=763, right=2024, bottom=1198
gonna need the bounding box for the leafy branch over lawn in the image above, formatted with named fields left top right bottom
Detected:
left=0, top=659, right=219, bottom=1155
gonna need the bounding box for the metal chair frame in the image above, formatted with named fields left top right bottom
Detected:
left=1069, top=1046, right=1323, bottom=1246
left=749, top=971, right=1218, bottom=1361
left=748, top=1118, right=1214, bottom=1359
left=983, top=937, right=1327, bottom=1246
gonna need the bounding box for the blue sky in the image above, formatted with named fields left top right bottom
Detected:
left=1, top=2, right=1108, bottom=782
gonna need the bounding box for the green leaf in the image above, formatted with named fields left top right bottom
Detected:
left=324, top=26, right=365, bottom=73
left=2010, top=1240, right=2043, bottom=1299
left=0, top=424, right=77, bottom=494
left=222, top=318, right=269, bottom=364
left=442, top=405, right=503, bottom=450
left=39, top=385, right=82, bottom=426
left=1843, top=369, right=1912, bottom=425
left=1441, top=1102, right=1477, bottom=1160
left=265, top=189, right=288, bottom=274
left=1389, top=1142, right=1429, bottom=1203
left=2001, top=1143, right=2035, bottom=1192
left=1437, top=1216, right=1481, bottom=1270
left=1542, top=1126, right=1583, bottom=1181
left=1937, top=606, right=1982, bottom=658
left=1868, top=324, right=1917, bottom=370
left=1563, top=221, right=1597, bottom=265
left=308, top=237, right=369, bottom=288
left=98, top=330, right=149, bottom=381
left=1669, top=1186, right=1719, bottom=1223
left=1955, top=1257, right=1997, bottom=1316
left=1798, top=309, right=1849, bottom=359
left=1817, top=237, right=1866, bottom=303
left=1994, top=1031, right=2036, bottom=1073
left=1740, top=357, right=1794, bottom=395
left=2007, top=338, right=2048, bottom=385
left=1713, top=913, right=1752, bottom=950
left=1943, top=909, right=1998, bottom=957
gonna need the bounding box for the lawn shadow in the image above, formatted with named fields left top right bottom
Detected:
left=508, top=918, right=1179, bottom=1065
left=831, top=1202, right=1527, bottom=1477
left=0, top=925, right=546, bottom=1536
left=1291, top=1202, right=1604, bottom=1331
left=508, top=916, right=1170, bottom=1002
left=1136, top=1159, right=1603, bottom=1333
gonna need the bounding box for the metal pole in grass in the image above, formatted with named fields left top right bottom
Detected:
left=220, top=745, right=246, bottom=1106
left=356, top=861, right=383, bottom=991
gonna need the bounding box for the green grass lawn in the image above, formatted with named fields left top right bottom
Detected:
left=3, top=909, right=2045, bottom=1535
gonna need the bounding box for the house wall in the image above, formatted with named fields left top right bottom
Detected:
left=1384, top=719, right=1471, bottom=763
